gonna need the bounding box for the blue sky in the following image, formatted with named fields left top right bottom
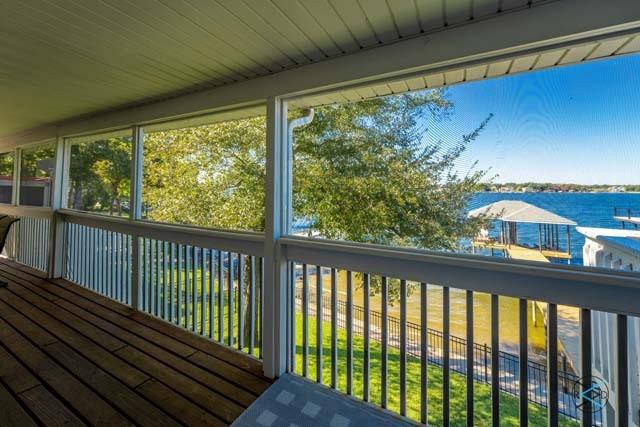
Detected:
left=427, top=54, right=640, bottom=185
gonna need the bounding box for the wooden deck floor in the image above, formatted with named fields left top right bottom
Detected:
left=0, top=258, right=272, bottom=426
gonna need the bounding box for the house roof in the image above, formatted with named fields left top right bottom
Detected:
left=468, top=200, right=577, bottom=225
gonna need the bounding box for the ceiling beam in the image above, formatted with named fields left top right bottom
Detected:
left=2, top=0, right=640, bottom=148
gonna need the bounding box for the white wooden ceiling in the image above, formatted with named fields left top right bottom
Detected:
left=0, top=0, right=547, bottom=137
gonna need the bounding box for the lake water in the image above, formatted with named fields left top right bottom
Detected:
left=469, top=192, right=640, bottom=265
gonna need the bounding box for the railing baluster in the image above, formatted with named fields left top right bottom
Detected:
left=107, top=231, right=112, bottom=298
left=191, top=246, right=197, bottom=333
left=210, top=250, right=216, bottom=340
left=127, top=235, right=132, bottom=305
left=83, top=226, right=89, bottom=286
left=228, top=251, right=234, bottom=346
left=156, top=240, right=161, bottom=317
left=105, top=231, right=109, bottom=297
left=519, top=298, right=528, bottom=427
left=290, top=262, right=296, bottom=372
left=492, top=294, right=500, bottom=427
left=381, top=276, right=388, bottom=408
left=112, top=232, right=116, bottom=299
left=177, top=244, right=183, bottom=327
left=98, top=228, right=109, bottom=295
left=99, top=229, right=103, bottom=294
left=76, top=224, right=81, bottom=285
left=116, top=232, right=120, bottom=301
left=363, top=273, right=370, bottom=401
left=98, top=228, right=102, bottom=293
left=113, top=232, right=118, bottom=300
left=217, top=250, right=223, bottom=342
left=422, top=283, right=429, bottom=424
left=123, top=233, right=127, bottom=303
left=617, top=314, right=629, bottom=427
left=400, top=279, right=407, bottom=416
left=547, top=303, right=558, bottom=427
left=580, top=308, right=592, bottom=427
left=116, top=232, right=120, bottom=300
left=68, top=224, right=74, bottom=282
left=443, top=286, right=450, bottom=425
left=316, top=265, right=323, bottom=384
left=466, top=290, right=474, bottom=427
left=302, top=264, right=309, bottom=377
left=163, top=242, right=168, bottom=320
left=258, top=257, right=264, bottom=359
left=185, top=246, right=192, bottom=329
left=201, top=247, right=206, bottom=335
left=169, top=244, right=175, bottom=323
left=346, top=270, right=353, bottom=395
left=150, top=239, right=156, bottom=315
left=238, top=254, right=244, bottom=350
left=331, top=268, right=338, bottom=389
left=141, top=238, right=146, bottom=309
left=249, top=256, right=255, bottom=354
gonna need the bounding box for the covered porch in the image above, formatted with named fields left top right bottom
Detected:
left=2, top=0, right=640, bottom=426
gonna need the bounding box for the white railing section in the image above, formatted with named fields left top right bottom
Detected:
left=281, top=236, right=640, bottom=426
left=58, top=209, right=265, bottom=359
left=64, top=222, right=132, bottom=304
left=1, top=206, right=52, bottom=272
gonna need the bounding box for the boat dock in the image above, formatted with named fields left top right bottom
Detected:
left=471, top=241, right=572, bottom=262
left=469, top=200, right=580, bottom=372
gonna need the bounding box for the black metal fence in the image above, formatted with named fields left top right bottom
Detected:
left=297, top=288, right=601, bottom=423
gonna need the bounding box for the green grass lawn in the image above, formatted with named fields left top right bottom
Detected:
left=294, top=313, right=578, bottom=426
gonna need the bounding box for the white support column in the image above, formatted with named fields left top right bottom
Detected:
left=130, top=125, right=144, bottom=309
left=11, top=147, right=21, bottom=206
left=47, top=136, right=67, bottom=278
left=8, top=148, right=21, bottom=259
left=263, top=96, right=289, bottom=379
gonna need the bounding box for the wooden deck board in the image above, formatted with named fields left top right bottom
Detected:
left=0, top=264, right=265, bottom=403
left=0, top=258, right=271, bottom=426
left=0, top=381, right=39, bottom=427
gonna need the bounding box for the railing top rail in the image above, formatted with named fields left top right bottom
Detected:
left=58, top=208, right=265, bottom=256
left=281, top=236, right=640, bottom=316
left=0, top=204, right=54, bottom=219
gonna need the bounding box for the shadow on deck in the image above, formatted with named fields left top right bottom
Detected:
left=0, top=258, right=272, bottom=426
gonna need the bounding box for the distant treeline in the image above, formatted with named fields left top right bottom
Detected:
left=480, top=182, right=640, bottom=193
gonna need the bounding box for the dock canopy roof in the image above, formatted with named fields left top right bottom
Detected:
left=468, top=200, right=576, bottom=225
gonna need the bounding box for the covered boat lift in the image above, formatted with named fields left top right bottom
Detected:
left=468, top=200, right=576, bottom=262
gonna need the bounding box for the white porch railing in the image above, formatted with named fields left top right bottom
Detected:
left=1, top=206, right=52, bottom=272
left=1, top=206, right=639, bottom=426
left=281, top=236, right=640, bottom=426
left=57, top=209, right=265, bottom=360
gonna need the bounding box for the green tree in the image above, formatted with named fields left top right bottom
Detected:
left=142, top=89, right=491, bottom=244
left=142, top=88, right=492, bottom=323
left=293, top=91, right=492, bottom=250
left=68, top=138, right=132, bottom=215
left=142, top=119, right=266, bottom=229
